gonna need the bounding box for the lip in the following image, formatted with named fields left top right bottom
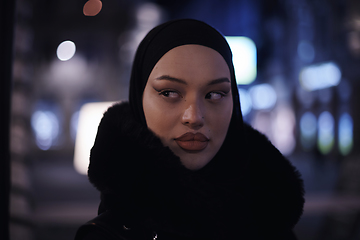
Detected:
left=174, top=132, right=209, bottom=152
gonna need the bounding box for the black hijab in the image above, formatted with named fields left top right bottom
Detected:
left=128, top=19, right=243, bottom=134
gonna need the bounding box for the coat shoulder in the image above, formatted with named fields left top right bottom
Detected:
left=243, top=123, right=305, bottom=230
left=74, top=211, right=151, bottom=240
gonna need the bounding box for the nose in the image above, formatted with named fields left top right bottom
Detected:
left=181, top=102, right=204, bottom=129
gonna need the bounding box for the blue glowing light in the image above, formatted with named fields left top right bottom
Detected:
left=338, top=113, right=353, bottom=156
left=31, top=111, right=59, bottom=150
left=317, top=111, right=334, bottom=154
left=226, top=36, right=257, bottom=85
left=249, top=84, right=277, bottom=110
left=238, top=88, right=252, bottom=116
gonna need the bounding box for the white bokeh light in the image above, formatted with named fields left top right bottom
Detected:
left=57, top=40, right=76, bottom=61
left=226, top=36, right=257, bottom=85
left=300, top=62, right=341, bottom=91
left=74, top=101, right=117, bottom=175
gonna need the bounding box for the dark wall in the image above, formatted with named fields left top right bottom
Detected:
left=0, top=0, right=15, bottom=240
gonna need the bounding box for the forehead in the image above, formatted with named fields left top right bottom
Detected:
left=150, top=44, right=231, bottom=80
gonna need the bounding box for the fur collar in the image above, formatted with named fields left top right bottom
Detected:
left=88, top=102, right=304, bottom=239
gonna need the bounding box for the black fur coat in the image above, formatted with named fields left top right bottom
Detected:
left=75, top=102, right=304, bottom=240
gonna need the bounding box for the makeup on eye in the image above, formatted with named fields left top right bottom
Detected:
left=158, top=89, right=181, bottom=98
left=203, top=84, right=231, bottom=101
left=152, top=75, right=231, bottom=100
left=205, top=91, right=226, bottom=100
left=156, top=89, right=229, bottom=101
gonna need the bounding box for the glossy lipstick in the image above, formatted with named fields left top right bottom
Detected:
left=174, top=132, right=209, bottom=152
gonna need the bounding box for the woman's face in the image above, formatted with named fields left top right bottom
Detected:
left=142, top=44, right=233, bottom=170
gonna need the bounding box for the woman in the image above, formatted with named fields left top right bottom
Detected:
left=75, top=19, right=304, bottom=240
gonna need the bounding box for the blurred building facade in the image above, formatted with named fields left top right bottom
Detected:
left=10, top=0, right=35, bottom=239
left=8, top=0, right=360, bottom=239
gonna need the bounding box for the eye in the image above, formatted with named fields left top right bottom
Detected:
left=159, top=90, right=180, bottom=98
left=205, top=92, right=225, bottom=100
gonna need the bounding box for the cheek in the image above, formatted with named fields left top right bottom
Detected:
left=146, top=115, right=178, bottom=148
left=143, top=93, right=176, bottom=145
left=210, top=99, right=233, bottom=123
left=209, top=101, right=233, bottom=140
left=143, top=101, right=164, bottom=134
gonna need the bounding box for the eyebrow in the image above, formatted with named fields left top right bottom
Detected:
left=155, top=75, right=231, bottom=86
left=155, top=75, right=187, bottom=85
left=207, top=77, right=231, bottom=85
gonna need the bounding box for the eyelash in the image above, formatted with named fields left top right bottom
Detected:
left=158, top=90, right=228, bottom=100
left=158, top=90, right=181, bottom=98
left=205, top=92, right=226, bottom=100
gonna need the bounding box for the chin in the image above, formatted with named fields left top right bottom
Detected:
left=179, top=154, right=212, bottom=170
left=166, top=141, right=216, bottom=170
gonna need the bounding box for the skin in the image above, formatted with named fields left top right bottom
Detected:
left=142, top=44, right=233, bottom=170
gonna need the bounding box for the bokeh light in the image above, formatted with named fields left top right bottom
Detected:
left=238, top=88, right=252, bottom=116
left=74, top=102, right=116, bottom=175
left=83, top=0, right=102, bottom=16
left=56, top=40, right=76, bottom=61
left=318, top=111, right=335, bottom=154
left=31, top=111, right=59, bottom=150
left=338, top=113, right=353, bottom=156
left=271, top=106, right=296, bottom=156
left=70, top=111, right=80, bottom=141
left=136, top=3, right=162, bottom=28
left=249, top=83, right=277, bottom=110
left=300, top=62, right=341, bottom=91
left=226, top=36, right=257, bottom=85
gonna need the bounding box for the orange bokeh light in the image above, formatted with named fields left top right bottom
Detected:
left=83, top=0, right=102, bottom=16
